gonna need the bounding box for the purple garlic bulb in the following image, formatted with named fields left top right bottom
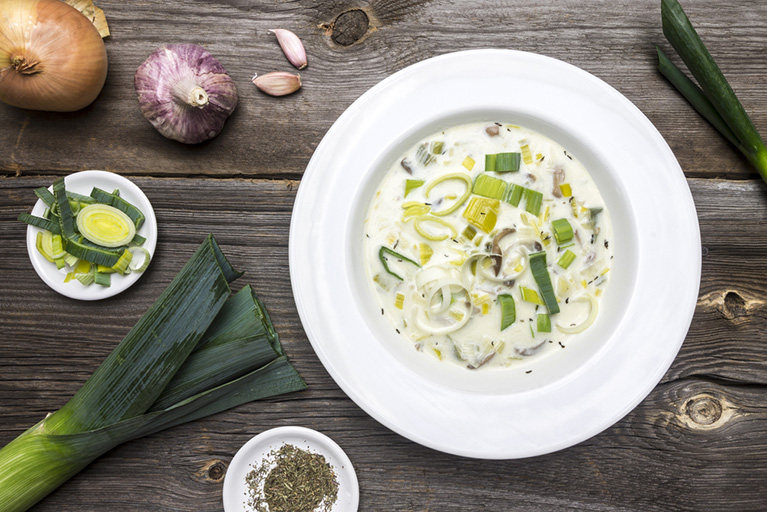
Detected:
left=135, top=44, right=238, bottom=144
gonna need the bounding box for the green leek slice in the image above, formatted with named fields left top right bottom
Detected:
left=379, top=246, right=420, bottom=280
left=498, top=294, right=516, bottom=331
left=111, top=249, right=133, bottom=274
left=64, top=254, right=79, bottom=268
left=63, top=237, right=123, bottom=267
left=504, top=184, right=525, bottom=207
left=462, top=197, right=499, bottom=233
left=404, top=179, right=425, bottom=197
left=415, top=142, right=444, bottom=167
left=459, top=225, right=478, bottom=244
left=523, top=189, right=543, bottom=216
left=529, top=251, right=560, bottom=314
left=551, top=218, right=574, bottom=244
left=520, top=286, right=544, bottom=305
left=94, top=270, right=111, bottom=287
left=35, top=232, right=54, bottom=263
left=424, top=173, right=472, bottom=216
left=76, top=204, right=137, bottom=248
left=34, top=187, right=56, bottom=207
left=485, top=152, right=521, bottom=173
left=485, top=154, right=497, bottom=172
left=18, top=213, right=62, bottom=235
left=53, top=178, right=77, bottom=240
left=76, top=268, right=95, bottom=286
left=49, top=234, right=66, bottom=260
left=472, top=174, right=507, bottom=200
left=537, top=313, right=551, bottom=333
left=557, top=249, right=577, bottom=269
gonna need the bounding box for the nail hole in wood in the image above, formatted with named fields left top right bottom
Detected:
left=685, top=395, right=723, bottom=426
left=331, top=9, right=370, bottom=46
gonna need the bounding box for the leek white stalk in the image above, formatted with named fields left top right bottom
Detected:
left=0, top=236, right=306, bottom=512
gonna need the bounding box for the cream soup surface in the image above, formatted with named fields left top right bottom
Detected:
left=364, top=122, right=613, bottom=370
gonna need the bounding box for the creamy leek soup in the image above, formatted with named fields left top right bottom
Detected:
left=363, top=122, right=614, bottom=370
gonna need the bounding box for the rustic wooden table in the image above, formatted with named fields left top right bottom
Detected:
left=2, top=0, right=766, bottom=510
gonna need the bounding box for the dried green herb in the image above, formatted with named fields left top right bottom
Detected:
left=245, top=443, right=339, bottom=512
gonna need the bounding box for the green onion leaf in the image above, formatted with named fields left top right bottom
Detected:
left=498, top=294, right=516, bottom=331
left=529, top=251, right=560, bottom=314
left=660, top=0, right=767, bottom=182
left=656, top=46, right=739, bottom=148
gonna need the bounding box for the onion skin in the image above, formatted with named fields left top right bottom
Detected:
left=0, top=0, right=108, bottom=112
left=134, top=44, right=238, bottom=144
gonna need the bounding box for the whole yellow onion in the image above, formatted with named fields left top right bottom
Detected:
left=0, top=0, right=108, bottom=112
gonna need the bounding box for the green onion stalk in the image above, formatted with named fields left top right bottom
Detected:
left=658, top=0, right=767, bottom=183
left=0, top=236, right=306, bottom=512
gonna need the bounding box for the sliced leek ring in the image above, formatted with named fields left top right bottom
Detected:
left=76, top=204, right=136, bottom=248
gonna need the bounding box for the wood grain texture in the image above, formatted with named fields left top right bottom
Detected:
left=2, top=0, right=767, bottom=511
left=2, top=176, right=767, bottom=511
left=1, top=0, right=766, bottom=179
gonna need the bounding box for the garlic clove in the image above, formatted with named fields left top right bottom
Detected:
left=268, top=29, right=308, bottom=70
left=252, top=72, right=302, bottom=96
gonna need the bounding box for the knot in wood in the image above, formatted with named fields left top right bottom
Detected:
left=331, top=9, right=369, bottom=46
left=685, top=395, right=722, bottom=426
left=206, top=460, right=226, bottom=481
left=722, top=291, right=748, bottom=320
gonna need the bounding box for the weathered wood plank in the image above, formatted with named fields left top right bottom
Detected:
left=1, top=174, right=767, bottom=511
left=1, top=0, right=766, bottom=179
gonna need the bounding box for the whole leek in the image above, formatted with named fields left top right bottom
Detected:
left=0, top=235, right=306, bottom=512
left=658, top=0, right=767, bottom=183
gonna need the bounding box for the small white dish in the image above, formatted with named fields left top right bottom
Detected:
left=25, top=170, right=158, bottom=301
left=290, top=49, right=701, bottom=458
left=223, top=426, right=359, bottom=512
